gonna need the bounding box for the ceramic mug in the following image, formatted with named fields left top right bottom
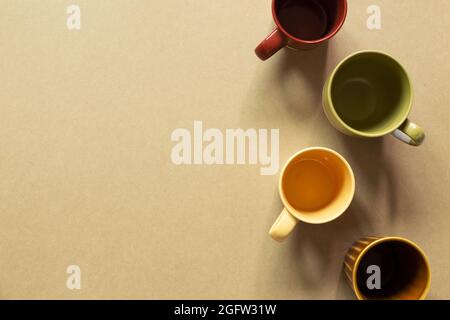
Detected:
left=255, top=0, right=347, bottom=61
left=344, top=236, right=431, bottom=300
left=323, top=51, right=425, bottom=146
left=269, top=147, right=355, bottom=242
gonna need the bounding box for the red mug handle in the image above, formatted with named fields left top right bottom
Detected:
left=255, top=29, right=287, bottom=61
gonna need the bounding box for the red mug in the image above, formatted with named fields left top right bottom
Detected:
left=255, top=0, right=348, bottom=61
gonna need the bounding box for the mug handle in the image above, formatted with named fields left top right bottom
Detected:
left=255, top=29, right=287, bottom=61
left=269, top=209, right=298, bottom=242
left=392, top=119, right=425, bottom=146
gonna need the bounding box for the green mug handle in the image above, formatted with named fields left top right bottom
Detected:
left=392, top=119, right=425, bottom=146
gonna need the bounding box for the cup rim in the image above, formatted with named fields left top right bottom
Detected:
left=352, top=236, right=431, bottom=300
left=272, top=0, right=348, bottom=44
left=278, top=147, right=355, bottom=224
left=324, top=50, right=413, bottom=138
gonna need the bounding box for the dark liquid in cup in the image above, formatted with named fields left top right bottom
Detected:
left=278, top=0, right=328, bottom=40
left=356, top=241, right=423, bottom=299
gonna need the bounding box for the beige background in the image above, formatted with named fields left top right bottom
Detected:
left=0, top=0, right=449, bottom=299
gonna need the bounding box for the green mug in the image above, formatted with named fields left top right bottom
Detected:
left=323, top=51, right=425, bottom=146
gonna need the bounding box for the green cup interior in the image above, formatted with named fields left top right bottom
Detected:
left=329, top=52, right=412, bottom=136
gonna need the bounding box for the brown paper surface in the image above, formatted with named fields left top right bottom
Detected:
left=0, top=0, right=449, bottom=299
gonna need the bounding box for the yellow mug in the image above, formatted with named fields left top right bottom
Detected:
left=269, top=147, right=355, bottom=242
left=344, top=237, right=431, bottom=300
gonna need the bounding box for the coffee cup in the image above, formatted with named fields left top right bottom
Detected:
left=344, top=236, right=431, bottom=300
left=323, top=51, right=425, bottom=146
left=270, top=147, right=355, bottom=241
left=255, top=0, right=347, bottom=61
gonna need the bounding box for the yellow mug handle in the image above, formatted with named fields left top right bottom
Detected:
left=269, top=209, right=298, bottom=242
left=392, top=119, right=425, bottom=146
